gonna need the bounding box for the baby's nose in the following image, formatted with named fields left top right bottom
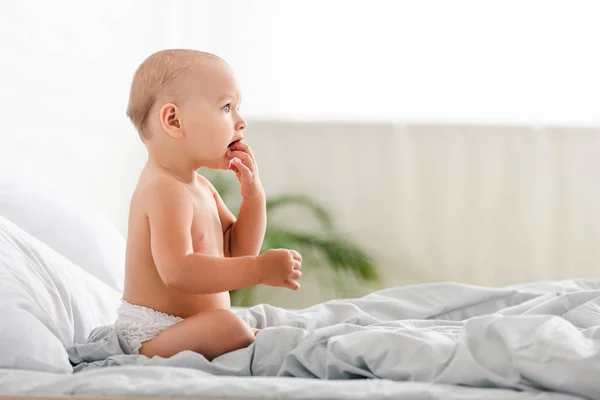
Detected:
left=236, top=119, right=247, bottom=131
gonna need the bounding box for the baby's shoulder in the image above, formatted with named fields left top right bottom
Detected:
left=134, top=173, right=190, bottom=208
left=195, top=174, right=220, bottom=199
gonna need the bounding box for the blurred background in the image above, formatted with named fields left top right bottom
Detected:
left=1, top=0, right=599, bottom=308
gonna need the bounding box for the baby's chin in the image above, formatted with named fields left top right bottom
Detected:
left=212, top=154, right=232, bottom=171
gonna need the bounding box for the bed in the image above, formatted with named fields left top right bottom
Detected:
left=0, top=154, right=596, bottom=400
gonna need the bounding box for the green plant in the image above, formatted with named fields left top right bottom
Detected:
left=199, top=168, right=379, bottom=306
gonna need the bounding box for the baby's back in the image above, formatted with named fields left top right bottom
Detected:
left=122, top=167, right=230, bottom=318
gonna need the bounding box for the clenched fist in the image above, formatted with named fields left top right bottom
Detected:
left=257, top=249, right=302, bottom=290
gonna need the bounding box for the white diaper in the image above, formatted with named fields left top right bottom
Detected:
left=114, top=300, right=183, bottom=352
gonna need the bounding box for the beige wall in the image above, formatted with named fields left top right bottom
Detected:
left=243, top=122, right=600, bottom=307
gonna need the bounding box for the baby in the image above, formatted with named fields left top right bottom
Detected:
left=115, top=49, right=302, bottom=360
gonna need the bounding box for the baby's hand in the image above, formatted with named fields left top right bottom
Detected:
left=227, top=141, right=263, bottom=199
left=257, top=249, right=302, bottom=290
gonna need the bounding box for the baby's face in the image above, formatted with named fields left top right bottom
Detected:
left=178, top=60, right=246, bottom=169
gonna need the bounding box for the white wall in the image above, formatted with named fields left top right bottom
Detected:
left=176, top=0, right=600, bottom=126
left=0, top=1, right=172, bottom=233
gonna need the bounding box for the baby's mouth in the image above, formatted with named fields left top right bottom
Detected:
left=228, top=138, right=242, bottom=148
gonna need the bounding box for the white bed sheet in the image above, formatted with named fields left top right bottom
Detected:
left=0, top=366, right=581, bottom=400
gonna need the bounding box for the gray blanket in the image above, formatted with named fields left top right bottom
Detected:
left=68, top=280, right=600, bottom=399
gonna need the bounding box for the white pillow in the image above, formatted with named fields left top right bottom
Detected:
left=0, top=155, right=126, bottom=292
left=0, top=216, right=121, bottom=373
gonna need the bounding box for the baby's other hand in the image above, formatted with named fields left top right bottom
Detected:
left=257, top=249, right=302, bottom=290
left=227, top=141, right=264, bottom=199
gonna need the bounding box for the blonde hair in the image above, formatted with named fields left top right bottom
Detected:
left=126, top=49, right=219, bottom=140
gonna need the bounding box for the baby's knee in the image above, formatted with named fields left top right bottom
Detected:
left=216, top=309, right=255, bottom=348
left=235, top=322, right=256, bottom=349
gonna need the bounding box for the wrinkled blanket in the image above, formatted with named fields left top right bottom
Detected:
left=68, top=280, right=600, bottom=399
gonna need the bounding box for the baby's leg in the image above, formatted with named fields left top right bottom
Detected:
left=139, top=309, right=256, bottom=361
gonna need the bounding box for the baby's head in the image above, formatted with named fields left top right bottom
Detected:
left=126, top=49, right=246, bottom=170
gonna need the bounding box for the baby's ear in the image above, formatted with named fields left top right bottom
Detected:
left=159, top=103, right=184, bottom=138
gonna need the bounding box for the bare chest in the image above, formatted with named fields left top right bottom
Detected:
left=190, top=188, right=224, bottom=256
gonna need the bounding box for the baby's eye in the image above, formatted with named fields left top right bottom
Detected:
left=222, top=104, right=231, bottom=113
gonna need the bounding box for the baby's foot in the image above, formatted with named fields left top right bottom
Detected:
left=251, top=328, right=261, bottom=336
